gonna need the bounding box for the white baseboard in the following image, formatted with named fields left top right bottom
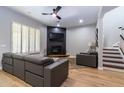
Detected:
left=0, top=66, right=2, bottom=70
left=98, top=67, right=103, bottom=70
left=69, top=55, right=76, bottom=58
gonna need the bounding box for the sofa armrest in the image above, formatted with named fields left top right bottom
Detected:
left=44, top=59, right=69, bottom=87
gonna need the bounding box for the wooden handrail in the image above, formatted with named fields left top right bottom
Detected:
left=120, top=35, right=124, bottom=40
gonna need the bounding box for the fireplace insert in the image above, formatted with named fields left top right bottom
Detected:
left=51, top=46, right=63, bottom=54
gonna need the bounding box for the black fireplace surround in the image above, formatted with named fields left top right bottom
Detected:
left=51, top=46, right=62, bottom=54
left=47, top=26, right=66, bottom=55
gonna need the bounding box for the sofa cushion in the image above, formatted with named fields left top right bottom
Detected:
left=13, top=59, right=25, bottom=80
left=2, top=64, right=13, bottom=74
left=2, top=57, right=13, bottom=65
left=24, top=55, right=54, bottom=65
left=25, top=71, right=44, bottom=87
left=12, top=54, right=25, bottom=60
left=3, top=52, right=12, bottom=57
left=25, top=61, right=44, bottom=76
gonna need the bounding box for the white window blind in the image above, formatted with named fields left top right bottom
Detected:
left=35, top=29, right=40, bottom=52
left=29, top=27, right=35, bottom=53
left=12, top=22, right=21, bottom=53
left=22, top=25, right=29, bottom=53
left=12, top=22, right=41, bottom=53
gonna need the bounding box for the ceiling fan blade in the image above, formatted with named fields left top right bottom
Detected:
left=56, top=15, right=61, bottom=20
left=54, top=6, right=62, bottom=14
left=42, top=13, right=52, bottom=15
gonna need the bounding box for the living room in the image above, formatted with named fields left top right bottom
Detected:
left=0, top=6, right=98, bottom=87
left=1, top=4, right=124, bottom=89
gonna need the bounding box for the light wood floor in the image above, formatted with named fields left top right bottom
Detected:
left=62, top=67, right=124, bottom=87
left=0, top=70, right=30, bottom=87
left=0, top=66, right=124, bottom=87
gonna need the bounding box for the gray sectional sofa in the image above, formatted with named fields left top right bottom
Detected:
left=2, top=52, right=69, bottom=87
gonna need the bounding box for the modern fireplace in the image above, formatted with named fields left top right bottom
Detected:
left=47, top=26, right=66, bottom=55
left=51, top=46, right=63, bottom=54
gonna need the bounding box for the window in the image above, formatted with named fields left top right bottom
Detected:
left=22, top=25, right=29, bottom=53
left=12, top=22, right=21, bottom=53
left=12, top=22, right=40, bottom=54
left=35, top=29, right=41, bottom=52
left=29, top=27, right=35, bottom=53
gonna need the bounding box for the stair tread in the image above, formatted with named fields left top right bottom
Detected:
left=113, top=45, right=119, bottom=47
left=103, top=55, right=122, bottom=59
left=103, top=49, right=119, bottom=51
left=103, top=57, right=124, bottom=62
left=103, top=54, right=121, bottom=57
left=103, top=62, right=124, bottom=66
left=103, top=50, right=120, bottom=53
left=103, top=60, right=124, bottom=64
left=103, top=67, right=124, bottom=72
left=103, top=64, right=124, bottom=69
left=103, top=52, right=120, bottom=55
left=103, top=47, right=124, bottom=71
left=103, top=47, right=119, bottom=49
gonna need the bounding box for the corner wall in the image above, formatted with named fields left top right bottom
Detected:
left=97, top=6, right=118, bottom=69
left=66, top=24, right=96, bottom=56
left=0, top=7, right=47, bottom=68
left=103, top=7, right=123, bottom=47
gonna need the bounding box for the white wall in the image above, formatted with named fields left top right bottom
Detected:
left=66, top=24, right=96, bottom=56
left=0, top=7, right=46, bottom=68
left=97, top=6, right=118, bottom=69
left=103, top=6, right=124, bottom=47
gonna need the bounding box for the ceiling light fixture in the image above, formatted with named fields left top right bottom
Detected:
left=57, top=23, right=60, bottom=27
left=52, top=13, right=56, bottom=17
left=79, top=19, right=83, bottom=23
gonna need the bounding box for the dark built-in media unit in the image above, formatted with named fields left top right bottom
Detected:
left=47, top=26, right=66, bottom=55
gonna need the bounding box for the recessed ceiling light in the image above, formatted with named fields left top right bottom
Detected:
left=57, top=24, right=60, bottom=27
left=79, top=19, right=83, bottom=23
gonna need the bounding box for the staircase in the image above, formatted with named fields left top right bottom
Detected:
left=103, top=47, right=124, bottom=72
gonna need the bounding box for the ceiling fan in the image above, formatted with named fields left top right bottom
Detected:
left=41, top=6, right=62, bottom=20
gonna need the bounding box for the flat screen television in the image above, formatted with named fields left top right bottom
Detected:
left=49, top=33, right=64, bottom=41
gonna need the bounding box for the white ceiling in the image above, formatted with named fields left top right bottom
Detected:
left=7, top=6, right=100, bottom=28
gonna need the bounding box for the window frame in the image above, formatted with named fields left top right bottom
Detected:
left=11, top=22, right=41, bottom=54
